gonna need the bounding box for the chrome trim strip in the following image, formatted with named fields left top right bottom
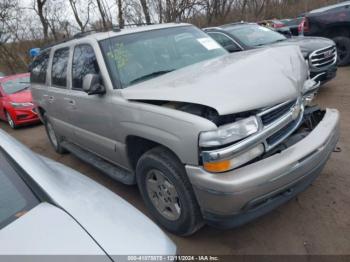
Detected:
left=257, top=99, right=295, bottom=117
left=265, top=106, right=304, bottom=151
left=309, top=45, right=337, bottom=68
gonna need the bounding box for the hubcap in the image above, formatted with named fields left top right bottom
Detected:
left=145, top=169, right=181, bottom=221
left=47, top=122, right=58, bottom=148
left=6, top=112, right=14, bottom=128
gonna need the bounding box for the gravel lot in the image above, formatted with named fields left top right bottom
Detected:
left=1, top=67, right=349, bottom=255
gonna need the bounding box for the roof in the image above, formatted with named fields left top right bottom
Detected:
left=310, top=1, right=350, bottom=13
left=43, top=23, right=191, bottom=50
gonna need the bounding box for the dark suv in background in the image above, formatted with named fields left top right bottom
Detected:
left=299, top=1, right=350, bottom=66
left=204, top=23, right=337, bottom=85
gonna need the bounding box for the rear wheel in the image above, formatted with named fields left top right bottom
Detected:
left=6, top=111, right=17, bottom=129
left=333, top=36, right=350, bottom=66
left=136, top=146, right=203, bottom=236
left=43, top=114, right=67, bottom=154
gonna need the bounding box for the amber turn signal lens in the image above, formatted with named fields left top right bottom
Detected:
left=203, top=160, right=231, bottom=173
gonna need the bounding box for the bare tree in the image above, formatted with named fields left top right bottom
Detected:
left=33, top=0, right=49, bottom=39
left=95, top=0, right=112, bottom=29
left=69, top=0, right=92, bottom=32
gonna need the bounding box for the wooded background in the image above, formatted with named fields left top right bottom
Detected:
left=0, top=0, right=343, bottom=74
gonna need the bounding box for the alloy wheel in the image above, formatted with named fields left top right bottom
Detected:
left=6, top=112, right=15, bottom=128
left=145, top=169, right=181, bottom=221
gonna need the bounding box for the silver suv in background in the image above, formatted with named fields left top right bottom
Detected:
left=30, top=23, right=340, bottom=236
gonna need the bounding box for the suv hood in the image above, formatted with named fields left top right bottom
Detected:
left=270, top=36, right=335, bottom=57
left=121, top=46, right=308, bottom=115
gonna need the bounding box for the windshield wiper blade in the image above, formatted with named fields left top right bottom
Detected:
left=129, top=70, right=175, bottom=85
left=12, top=86, right=30, bottom=93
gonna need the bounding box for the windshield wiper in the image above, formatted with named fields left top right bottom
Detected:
left=255, top=39, right=286, bottom=47
left=129, top=70, right=175, bottom=85
left=12, top=86, right=30, bottom=93
left=272, top=39, right=286, bottom=44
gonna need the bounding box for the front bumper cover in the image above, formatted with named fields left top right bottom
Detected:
left=186, top=108, right=340, bottom=228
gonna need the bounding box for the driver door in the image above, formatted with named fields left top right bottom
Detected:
left=65, top=43, right=119, bottom=164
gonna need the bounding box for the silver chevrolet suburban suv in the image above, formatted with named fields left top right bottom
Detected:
left=30, top=23, right=340, bottom=236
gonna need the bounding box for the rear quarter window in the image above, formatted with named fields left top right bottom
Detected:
left=30, top=51, right=50, bottom=84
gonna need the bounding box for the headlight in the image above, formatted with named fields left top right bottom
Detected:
left=10, top=102, right=34, bottom=108
left=199, top=116, right=259, bottom=147
left=203, top=144, right=264, bottom=173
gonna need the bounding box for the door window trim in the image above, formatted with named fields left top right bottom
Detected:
left=51, top=47, right=71, bottom=89
left=71, top=43, right=100, bottom=92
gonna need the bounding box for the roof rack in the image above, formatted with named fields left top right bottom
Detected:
left=40, top=23, right=158, bottom=51
left=122, top=23, right=154, bottom=28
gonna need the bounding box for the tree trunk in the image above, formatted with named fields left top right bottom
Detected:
left=140, top=0, right=151, bottom=24
left=36, top=0, right=49, bottom=39
left=69, top=0, right=84, bottom=32
left=96, top=0, right=107, bottom=29
left=117, top=0, right=124, bottom=28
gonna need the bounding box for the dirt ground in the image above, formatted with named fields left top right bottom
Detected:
left=1, top=68, right=349, bottom=255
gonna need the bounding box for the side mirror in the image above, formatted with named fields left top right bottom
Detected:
left=225, top=45, right=241, bottom=53
left=82, top=74, right=106, bottom=95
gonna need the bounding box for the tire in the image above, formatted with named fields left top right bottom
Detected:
left=333, top=36, right=350, bottom=66
left=136, top=146, right=203, bottom=236
left=43, top=114, right=67, bottom=154
left=5, top=111, right=17, bottom=129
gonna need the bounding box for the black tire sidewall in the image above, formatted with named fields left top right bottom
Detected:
left=43, top=115, right=65, bottom=153
left=333, top=36, right=350, bottom=66
left=136, top=149, right=202, bottom=236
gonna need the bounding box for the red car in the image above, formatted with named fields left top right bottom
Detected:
left=0, top=73, right=40, bottom=128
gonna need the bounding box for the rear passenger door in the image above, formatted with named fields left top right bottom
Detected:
left=30, top=50, right=50, bottom=119
left=66, top=44, right=116, bottom=163
left=47, top=47, right=74, bottom=140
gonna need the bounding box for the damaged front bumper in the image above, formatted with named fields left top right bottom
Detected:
left=186, top=108, right=340, bottom=228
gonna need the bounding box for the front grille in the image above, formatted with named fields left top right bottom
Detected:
left=266, top=118, right=299, bottom=145
left=258, top=98, right=303, bottom=151
left=309, top=45, right=337, bottom=68
left=260, top=100, right=296, bottom=125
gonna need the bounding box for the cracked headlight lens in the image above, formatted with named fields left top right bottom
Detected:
left=199, top=116, right=259, bottom=147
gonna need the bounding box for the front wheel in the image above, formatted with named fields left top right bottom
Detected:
left=136, top=146, right=203, bottom=236
left=6, top=111, right=17, bottom=129
left=43, top=114, right=67, bottom=154
left=333, top=36, right=350, bottom=66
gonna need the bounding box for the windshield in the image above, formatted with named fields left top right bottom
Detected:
left=2, top=76, right=30, bottom=94
left=100, top=26, right=227, bottom=88
left=225, top=24, right=286, bottom=47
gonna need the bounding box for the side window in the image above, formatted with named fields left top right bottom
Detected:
left=30, top=51, right=50, bottom=84
left=72, top=44, right=100, bottom=90
left=51, top=48, right=70, bottom=88
left=209, top=32, right=237, bottom=49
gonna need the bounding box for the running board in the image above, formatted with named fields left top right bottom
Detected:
left=61, top=141, right=135, bottom=185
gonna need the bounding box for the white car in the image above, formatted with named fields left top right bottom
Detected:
left=0, top=130, right=176, bottom=258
